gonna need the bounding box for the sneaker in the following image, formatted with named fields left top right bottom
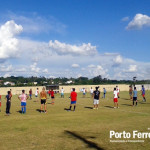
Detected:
left=93, top=108, right=96, bottom=109
left=114, top=107, right=116, bottom=109
left=44, top=111, right=47, bottom=113
left=117, top=107, right=119, bottom=108
left=96, top=108, right=98, bottom=110
left=67, top=109, right=71, bottom=112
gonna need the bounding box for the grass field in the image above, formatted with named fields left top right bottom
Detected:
left=0, top=91, right=150, bottom=150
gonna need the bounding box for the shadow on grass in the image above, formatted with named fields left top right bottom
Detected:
left=64, top=108, right=70, bottom=111
left=121, top=98, right=131, bottom=101
left=16, top=110, right=22, bottom=114
left=36, top=109, right=41, bottom=113
left=139, top=102, right=150, bottom=104
left=84, top=106, right=93, bottom=109
left=65, top=130, right=104, bottom=150
left=33, top=100, right=39, bottom=102
left=122, top=104, right=132, bottom=106
left=104, top=106, right=114, bottom=109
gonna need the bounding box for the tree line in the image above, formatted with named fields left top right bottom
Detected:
left=0, top=75, right=149, bottom=87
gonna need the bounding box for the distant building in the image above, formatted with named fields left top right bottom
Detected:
left=33, top=82, right=38, bottom=85
left=65, top=80, right=73, bottom=84
left=4, top=81, right=15, bottom=86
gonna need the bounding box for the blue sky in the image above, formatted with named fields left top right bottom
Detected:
left=0, top=0, right=150, bottom=79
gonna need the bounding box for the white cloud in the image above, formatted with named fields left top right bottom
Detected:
left=71, top=64, right=80, bottom=68
left=30, top=63, right=40, bottom=73
left=122, top=17, right=129, bottom=21
left=0, top=20, right=23, bottom=59
left=0, top=20, right=149, bottom=80
left=126, top=13, right=150, bottom=30
left=113, top=55, right=123, bottom=66
left=5, top=12, right=67, bottom=34
left=49, top=40, right=97, bottom=56
left=126, top=65, right=137, bottom=72
left=42, top=69, right=48, bottom=73
left=3, top=73, right=11, bottom=78
left=0, top=65, right=13, bottom=72
left=88, top=65, right=108, bottom=78
left=88, top=64, right=96, bottom=68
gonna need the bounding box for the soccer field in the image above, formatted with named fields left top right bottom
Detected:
left=0, top=91, right=150, bottom=150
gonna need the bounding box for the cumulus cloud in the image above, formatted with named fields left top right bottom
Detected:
left=88, top=65, right=108, bottom=78
left=30, top=63, right=40, bottom=73
left=49, top=40, right=97, bottom=56
left=126, top=13, right=150, bottom=30
left=124, top=65, right=137, bottom=73
left=112, top=55, right=123, bottom=66
left=0, top=20, right=23, bottom=59
left=71, top=64, right=80, bottom=68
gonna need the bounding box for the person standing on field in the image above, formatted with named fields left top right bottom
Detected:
left=93, top=86, right=100, bottom=109
left=40, top=87, right=47, bottom=113
left=83, top=88, right=86, bottom=98
left=5, top=91, right=11, bottom=115
left=141, top=85, right=146, bottom=102
left=51, top=89, right=55, bottom=104
left=18, top=90, right=29, bottom=114
left=133, top=87, right=138, bottom=106
left=29, top=89, right=32, bottom=100
left=61, top=87, right=64, bottom=98
left=68, top=88, right=77, bottom=111
left=103, top=88, right=106, bottom=99
left=35, top=88, right=39, bottom=102
left=113, top=88, right=119, bottom=108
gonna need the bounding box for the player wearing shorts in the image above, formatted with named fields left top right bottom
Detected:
left=68, top=88, right=77, bottom=111
left=114, top=88, right=119, bottom=108
left=141, top=85, right=146, bottom=102
left=83, top=88, right=86, bottom=98
left=40, top=87, right=47, bottom=113
left=93, top=87, right=100, bottom=109
left=35, top=88, right=39, bottom=102
left=18, top=90, right=29, bottom=114
left=133, top=87, right=138, bottom=106
left=51, top=89, right=55, bottom=104
left=29, top=89, right=32, bottom=100
left=103, top=88, right=106, bottom=99
left=61, top=87, right=64, bottom=98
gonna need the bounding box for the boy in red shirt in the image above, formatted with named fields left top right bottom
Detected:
left=68, top=88, right=77, bottom=111
left=51, top=89, right=55, bottom=105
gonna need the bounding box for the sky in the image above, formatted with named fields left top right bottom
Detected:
left=0, top=0, right=150, bottom=80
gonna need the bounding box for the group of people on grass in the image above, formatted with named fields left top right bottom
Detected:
left=0, top=84, right=147, bottom=115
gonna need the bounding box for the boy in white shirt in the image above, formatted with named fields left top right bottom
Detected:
left=113, top=88, right=119, bottom=108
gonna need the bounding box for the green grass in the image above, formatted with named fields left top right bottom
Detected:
left=0, top=91, right=150, bottom=150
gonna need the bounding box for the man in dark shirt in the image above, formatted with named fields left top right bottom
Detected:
left=93, top=86, right=100, bottom=109
left=5, top=91, right=11, bottom=115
